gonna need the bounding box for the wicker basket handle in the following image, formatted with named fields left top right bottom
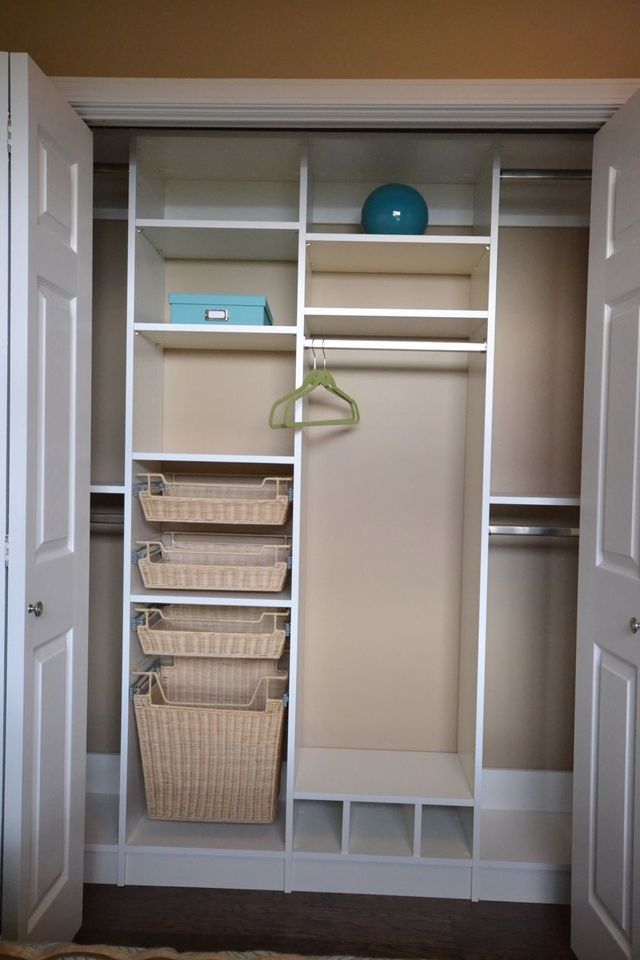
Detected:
left=136, top=473, right=166, bottom=494
left=133, top=669, right=288, bottom=710
left=135, top=540, right=165, bottom=561
left=166, top=534, right=290, bottom=559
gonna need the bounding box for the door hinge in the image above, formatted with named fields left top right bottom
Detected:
left=4, top=534, right=9, bottom=567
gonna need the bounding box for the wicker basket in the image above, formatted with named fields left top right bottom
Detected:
left=137, top=473, right=291, bottom=525
left=158, top=656, right=288, bottom=704
left=135, top=606, right=289, bottom=658
left=133, top=672, right=287, bottom=823
left=136, top=534, right=291, bottom=592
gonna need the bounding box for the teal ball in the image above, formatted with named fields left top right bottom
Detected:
left=361, top=183, right=428, bottom=235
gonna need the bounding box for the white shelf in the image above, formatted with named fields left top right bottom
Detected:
left=90, top=484, right=126, bottom=495
left=137, top=220, right=299, bottom=262
left=130, top=591, right=293, bottom=608
left=295, top=748, right=473, bottom=805
left=134, top=323, right=297, bottom=352
left=304, top=308, right=488, bottom=340
left=480, top=810, right=571, bottom=866
left=306, top=234, right=491, bottom=276
left=127, top=804, right=286, bottom=853
left=133, top=452, right=295, bottom=465
left=490, top=495, right=580, bottom=506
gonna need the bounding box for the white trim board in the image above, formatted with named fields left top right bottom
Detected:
left=52, top=78, right=640, bottom=129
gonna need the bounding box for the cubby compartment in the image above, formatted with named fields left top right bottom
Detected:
left=348, top=803, right=414, bottom=858
left=130, top=461, right=295, bottom=604
left=131, top=173, right=299, bottom=458
left=491, top=223, right=588, bottom=500
left=306, top=133, right=495, bottom=235
left=132, top=334, right=296, bottom=458
left=134, top=228, right=299, bottom=329
left=498, top=133, right=592, bottom=228
left=293, top=800, right=344, bottom=855
left=123, top=659, right=288, bottom=878
left=484, top=519, right=578, bottom=772
left=420, top=806, right=473, bottom=861
left=478, top=769, right=572, bottom=903
left=304, top=236, right=491, bottom=323
left=134, top=133, right=303, bottom=223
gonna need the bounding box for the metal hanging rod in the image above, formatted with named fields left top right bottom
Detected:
left=93, top=162, right=129, bottom=173
left=500, top=169, right=591, bottom=181
left=90, top=512, right=124, bottom=525
left=489, top=525, right=579, bottom=538
left=304, top=338, right=486, bottom=354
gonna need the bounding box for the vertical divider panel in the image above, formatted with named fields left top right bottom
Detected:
left=413, top=804, right=423, bottom=858
left=456, top=149, right=501, bottom=900
left=0, top=53, right=8, bottom=837
left=460, top=807, right=474, bottom=858
left=133, top=231, right=166, bottom=326
left=132, top=332, right=164, bottom=453
left=457, top=151, right=499, bottom=786
left=118, top=135, right=138, bottom=885
left=473, top=142, right=496, bottom=237
left=284, top=141, right=308, bottom=892
left=471, top=150, right=501, bottom=898
left=341, top=800, right=351, bottom=855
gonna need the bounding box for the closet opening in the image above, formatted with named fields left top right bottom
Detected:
left=85, top=127, right=592, bottom=903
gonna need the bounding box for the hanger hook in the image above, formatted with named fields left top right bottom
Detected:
left=311, top=339, right=317, bottom=370
left=321, top=338, right=327, bottom=369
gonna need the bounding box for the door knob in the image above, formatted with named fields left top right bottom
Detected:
left=630, top=617, right=640, bottom=634
left=27, top=601, right=43, bottom=617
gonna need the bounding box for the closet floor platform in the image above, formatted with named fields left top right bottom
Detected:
left=75, top=884, right=576, bottom=960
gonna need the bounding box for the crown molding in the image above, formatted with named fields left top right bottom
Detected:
left=52, top=77, right=640, bottom=129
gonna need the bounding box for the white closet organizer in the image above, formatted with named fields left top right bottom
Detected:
left=86, top=129, right=591, bottom=902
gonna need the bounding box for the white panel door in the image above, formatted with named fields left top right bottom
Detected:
left=2, top=53, right=92, bottom=941
left=572, top=87, right=640, bottom=960
left=0, top=51, right=8, bottom=902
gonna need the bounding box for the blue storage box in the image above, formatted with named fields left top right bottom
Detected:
left=169, top=293, right=273, bottom=326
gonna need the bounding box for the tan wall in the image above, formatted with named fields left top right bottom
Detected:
left=1, top=0, right=640, bottom=79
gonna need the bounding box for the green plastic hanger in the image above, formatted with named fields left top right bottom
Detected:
left=269, top=345, right=360, bottom=429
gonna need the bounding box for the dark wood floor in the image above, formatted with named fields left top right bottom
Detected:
left=75, top=885, right=577, bottom=960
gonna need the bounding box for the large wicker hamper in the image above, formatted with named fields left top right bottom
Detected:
left=133, top=670, right=287, bottom=823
